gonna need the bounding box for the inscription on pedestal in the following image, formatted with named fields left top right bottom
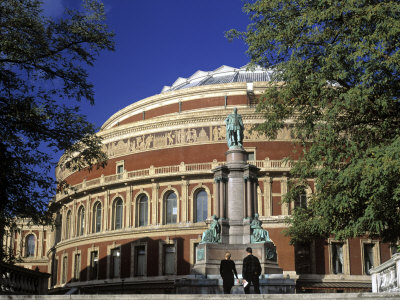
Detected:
left=228, top=177, right=245, bottom=221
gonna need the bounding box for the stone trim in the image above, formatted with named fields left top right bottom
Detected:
left=160, top=187, right=180, bottom=225
left=131, top=240, right=148, bottom=277
left=71, top=248, right=82, bottom=281
left=158, top=238, right=177, bottom=276
left=360, top=239, right=381, bottom=275
left=328, top=238, right=350, bottom=275
left=60, top=252, right=68, bottom=285
left=189, top=184, right=212, bottom=223
left=56, top=159, right=294, bottom=202
left=107, top=242, right=122, bottom=279
left=189, top=237, right=202, bottom=270
left=86, top=245, right=100, bottom=281
left=133, top=190, right=151, bottom=228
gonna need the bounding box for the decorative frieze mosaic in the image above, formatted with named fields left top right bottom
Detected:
left=103, top=124, right=293, bottom=158
left=56, top=124, right=293, bottom=181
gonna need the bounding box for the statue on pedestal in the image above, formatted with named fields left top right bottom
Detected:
left=200, top=215, right=221, bottom=244
left=225, top=108, right=244, bottom=148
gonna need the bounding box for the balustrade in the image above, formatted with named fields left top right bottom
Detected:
left=0, top=262, right=49, bottom=295
left=58, top=159, right=294, bottom=200
left=371, top=253, right=400, bottom=293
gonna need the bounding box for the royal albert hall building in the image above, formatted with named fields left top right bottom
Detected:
left=7, top=65, right=392, bottom=293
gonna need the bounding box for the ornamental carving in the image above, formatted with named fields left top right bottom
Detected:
left=57, top=124, right=292, bottom=181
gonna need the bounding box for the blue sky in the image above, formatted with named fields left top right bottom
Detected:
left=43, top=0, right=252, bottom=129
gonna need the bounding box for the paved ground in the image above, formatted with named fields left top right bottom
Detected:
left=2, top=293, right=400, bottom=300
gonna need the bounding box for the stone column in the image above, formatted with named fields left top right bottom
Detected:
left=72, top=199, right=77, bottom=237
left=104, top=190, right=110, bottom=231
left=264, top=176, right=272, bottom=217
left=38, top=230, right=43, bottom=258
left=60, top=208, right=65, bottom=241
left=246, top=178, right=252, bottom=218
left=127, top=186, right=132, bottom=227
left=214, top=179, right=220, bottom=218
left=86, top=196, right=90, bottom=235
left=220, top=179, right=226, bottom=219
left=226, top=148, right=248, bottom=244
left=181, top=178, right=189, bottom=222
left=253, top=179, right=258, bottom=215
left=281, top=176, right=289, bottom=215
left=151, top=181, right=159, bottom=225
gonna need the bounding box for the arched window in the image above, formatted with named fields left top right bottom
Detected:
left=137, top=194, right=148, bottom=227
left=113, top=198, right=123, bottom=230
left=66, top=210, right=72, bottom=239
left=77, top=206, right=85, bottom=236
left=92, top=202, right=102, bottom=233
left=195, top=189, right=208, bottom=222
left=165, top=192, right=177, bottom=224
left=25, top=234, right=35, bottom=257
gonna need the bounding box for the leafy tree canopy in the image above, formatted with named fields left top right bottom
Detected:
left=0, top=0, right=114, bottom=260
left=228, top=0, right=400, bottom=245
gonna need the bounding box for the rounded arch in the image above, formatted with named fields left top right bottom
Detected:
left=135, top=192, right=150, bottom=227
left=92, top=200, right=102, bottom=233
left=65, top=209, right=72, bottom=239
left=190, top=184, right=211, bottom=223
left=24, top=232, right=37, bottom=257
left=133, top=190, right=151, bottom=207
left=189, top=184, right=211, bottom=200
left=160, top=187, right=179, bottom=225
left=112, top=196, right=124, bottom=230
left=159, top=187, right=180, bottom=202
left=76, top=205, right=85, bottom=237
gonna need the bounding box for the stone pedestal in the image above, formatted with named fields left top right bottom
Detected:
left=192, top=242, right=282, bottom=276
left=191, top=145, right=293, bottom=293
left=213, top=148, right=259, bottom=245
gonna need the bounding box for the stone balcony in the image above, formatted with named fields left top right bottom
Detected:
left=56, top=159, right=292, bottom=202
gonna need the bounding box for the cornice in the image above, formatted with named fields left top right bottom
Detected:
left=101, top=81, right=272, bottom=130
left=99, top=106, right=264, bottom=142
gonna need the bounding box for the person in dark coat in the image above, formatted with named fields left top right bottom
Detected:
left=242, top=247, right=261, bottom=294
left=220, top=252, right=239, bottom=294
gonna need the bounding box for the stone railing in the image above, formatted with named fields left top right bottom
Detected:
left=371, top=253, right=400, bottom=293
left=57, top=159, right=293, bottom=201
left=0, top=262, right=50, bottom=295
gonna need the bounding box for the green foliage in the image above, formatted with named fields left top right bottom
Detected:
left=0, top=0, right=114, bottom=260
left=228, top=0, right=400, bottom=244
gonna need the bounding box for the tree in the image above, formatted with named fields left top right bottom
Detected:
left=228, top=0, right=400, bottom=245
left=0, top=0, right=114, bottom=261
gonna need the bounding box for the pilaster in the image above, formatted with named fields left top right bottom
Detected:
left=72, top=199, right=77, bottom=237
left=85, top=196, right=90, bottom=235
left=127, top=185, right=132, bottom=227
left=181, top=177, right=189, bottom=222
left=104, top=190, right=110, bottom=231
left=151, top=181, right=159, bottom=225
left=280, top=176, right=289, bottom=215
left=264, top=176, right=272, bottom=217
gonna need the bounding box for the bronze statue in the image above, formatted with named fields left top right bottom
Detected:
left=200, top=215, right=221, bottom=243
left=225, top=108, right=244, bottom=148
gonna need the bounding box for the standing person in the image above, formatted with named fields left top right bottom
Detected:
left=220, top=252, right=239, bottom=294
left=242, top=247, right=261, bottom=294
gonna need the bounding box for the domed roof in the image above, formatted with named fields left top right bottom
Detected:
left=161, top=64, right=273, bottom=93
